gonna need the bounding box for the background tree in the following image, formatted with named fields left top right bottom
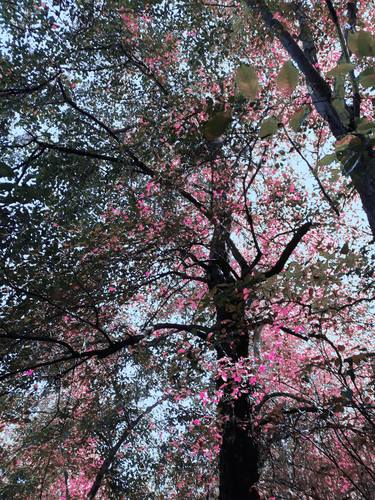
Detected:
left=0, top=1, right=374, bottom=499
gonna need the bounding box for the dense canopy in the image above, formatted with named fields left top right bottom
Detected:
left=0, top=1, right=374, bottom=499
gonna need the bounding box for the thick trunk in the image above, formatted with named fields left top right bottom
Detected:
left=219, top=393, right=260, bottom=500
left=207, top=203, right=260, bottom=498
left=352, top=164, right=375, bottom=240
left=214, top=292, right=260, bottom=500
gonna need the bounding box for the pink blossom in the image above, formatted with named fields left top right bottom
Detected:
left=199, top=390, right=209, bottom=406
left=145, top=181, right=154, bottom=196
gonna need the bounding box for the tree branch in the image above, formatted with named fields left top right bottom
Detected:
left=87, top=399, right=163, bottom=499
left=0, top=331, right=77, bottom=355
left=324, top=0, right=360, bottom=119
left=264, top=222, right=312, bottom=278
left=245, top=0, right=347, bottom=138
left=0, top=72, right=60, bottom=98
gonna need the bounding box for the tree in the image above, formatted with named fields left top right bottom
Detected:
left=0, top=1, right=374, bottom=499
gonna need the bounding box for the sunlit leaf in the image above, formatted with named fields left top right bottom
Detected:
left=289, top=106, right=310, bottom=132
left=326, top=63, right=355, bottom=78
left=348, top=30, right=375, bottom=57
left=356, top=118, right=375, bottom=134
left=276, top=61, right=299, bottom=94
left=259, top=116, right=279, bottom=138
left=335, top=134, right=362, bottom=153
left=235, top=64, right=259, bottom=100
left=318, top=153, right=337, bottom=166
left=358, top=67, right=375, bottom=88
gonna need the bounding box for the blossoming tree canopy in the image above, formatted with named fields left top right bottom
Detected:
left=0, top=1, right=374, bottom=499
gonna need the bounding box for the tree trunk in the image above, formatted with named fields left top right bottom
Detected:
left=207, top=201, right=260, bottom=498
left=214, top=291, right=260, bottom=500
left=352, top=164, right=375, bottom=240
left=218, top=393, right=260, bottom=500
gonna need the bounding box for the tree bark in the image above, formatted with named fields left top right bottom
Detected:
left=214, top=287, right=260, bottom=499
left=352, top=165, right=375, bottom=239
left=206, top=192, right=261, bottom=498
left=218, top=391, right=260, bottom=500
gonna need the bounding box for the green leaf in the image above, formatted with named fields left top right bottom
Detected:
left=235, top=64, right=259, bottom=100
left=356, top=118, right=375, bottom=134
left=335, top=135, right=364, bottom=175
left=332, top=98, right=346, bottom=115
left=276, top=61, right=299, bottom=94
left=358, top=67, right=375, bottom=88
left=259, top=116, right=279, bottom=138
left=329, top=167, right=341, bottom=182
left=360, top=74, right=375, bottom=88
left=340, top=242, right=349, bottom=254
left=318, top=153, right=337, bottom=166
left=202, top=111, right=232, bottom=141
left=14, top=185, right=41, bottom=201
left=0, top=181, right=14, bottom=192
left=289, top=106, right=310, bottom=132
left=335, top=134, right=362, bottom=153
left=326, top=63, right=355, bottom=78
left=332, top=98, right=350, bottom=127
left=348, top=31, right=375, bottom=57
left=0, top=163, right=15, bottom=178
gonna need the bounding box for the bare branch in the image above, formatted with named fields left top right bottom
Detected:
left=264, top=222, right=313, bottom=278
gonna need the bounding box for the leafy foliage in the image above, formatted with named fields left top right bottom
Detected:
left=0, top=1, right=374, bottom=499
